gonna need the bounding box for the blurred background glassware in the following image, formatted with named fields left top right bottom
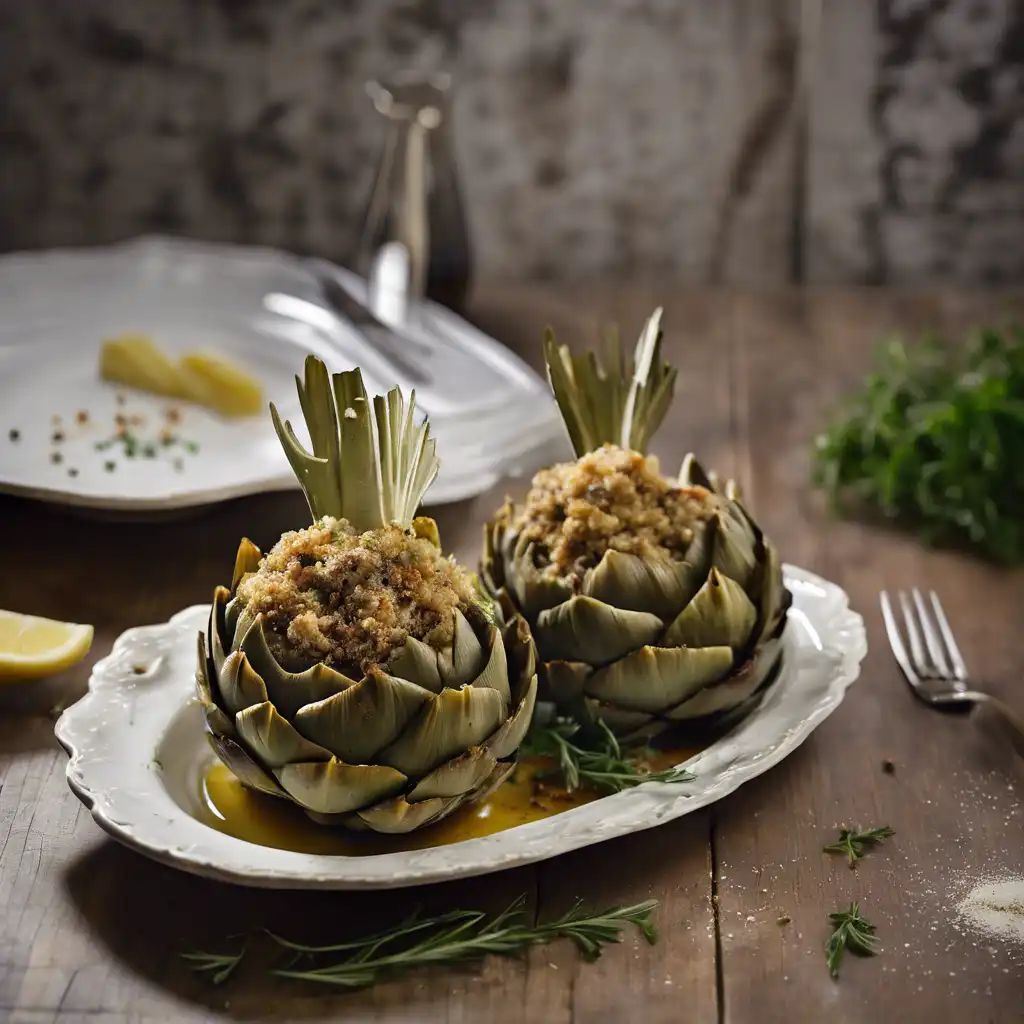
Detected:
left=357, top=71, right=472, bottom=316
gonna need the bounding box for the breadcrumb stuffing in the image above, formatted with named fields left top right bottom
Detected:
left=511, top=444, right=718, bottom=579
left=235, top=517, right=476, bottom=675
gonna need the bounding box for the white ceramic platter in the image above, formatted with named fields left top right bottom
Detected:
left=55, top=566, right=866, bottom=890
left=0, top=237, right=564, bottom=512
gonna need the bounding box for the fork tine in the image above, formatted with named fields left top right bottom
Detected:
left=898, top=590, right=928, bottom=675
left=928, top=591, right=968, bottom=681
left=880, top=591, right=920, bottom=686
left=912, top=588, right=951, bottom=677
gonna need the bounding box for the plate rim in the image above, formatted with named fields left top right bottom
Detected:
left=54, top=563, right=866, bottom=890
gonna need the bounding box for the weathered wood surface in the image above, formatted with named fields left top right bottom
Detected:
left=1, top=285, right=1023, bottom=1023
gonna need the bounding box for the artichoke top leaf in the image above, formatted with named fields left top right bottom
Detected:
left=269, top=355, right=439, bottom=532
left=543, top=307, right=677, bottom=458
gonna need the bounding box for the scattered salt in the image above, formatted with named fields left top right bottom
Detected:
left=955, top=877, right=1024, bottom=947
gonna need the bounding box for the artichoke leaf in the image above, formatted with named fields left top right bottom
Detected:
left=581, top=549, right=702, bottom=619
left=224, top=596, right=241, bottom=646
left=387, top=636, right=443, bottom=692
left=503, top=615, right=537, bottom=704
left=218, top=650, right=269, bottom=715
left=355, top=794, right=458, bottom=834
left=437, top=608, right=485, bottom=688
left=585, top=645, right=733, bottom=712
left=483, top=512, right=510, bottom=591
left=507, top=544, right=575, bottom=619
left=231, top=537, right=262, bottom=591
left=407, top=746, right=498, bottom=801
left=665, top=638, right=782, bottom=721
left=275, top=759, right=407, bottom=815
left=195, top=630, right=217, bottom=704
left=210, top=587, right=231, bottom=675
left=231, top=603, right=259, bottom=652
left=379, top=685, right=506, bottom=777
left=662, top=568, right=757, bottom=650
left=543, top=660, right=591, bottom=702
left=469, top=761, right=517, bottom=804
left=500, top=519, right=523, bottom=567
left=582, top=698, right=656, bottom=736
left=238, top=615, right=356, bottom=719
left=484, top=673, right=538, bottom=759
left=235, top=701, right=333, bottom=768
left=750, top=539, right=786, bottom=644
left=201, top=699, right=236, bottom=739
left=197, top=634, right=236, bottom=736
left=711, top=509, right=757, bottom=589
left=467, top=625, right=511, bottom=706
left=293, top=669, right=433, bottom=764
left=535, top=596, right=663, bottom=665
left=678, top=453, right=714, bottom=490
left=207, top=731, right=287, bottom=798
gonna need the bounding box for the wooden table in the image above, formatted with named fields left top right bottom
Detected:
left=2, top=286, right=1022, bottom=1024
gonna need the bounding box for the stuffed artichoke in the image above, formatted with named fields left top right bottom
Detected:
left=481, top=309, right=789, bottom=741
left=197, top=356, right=537, bottom=834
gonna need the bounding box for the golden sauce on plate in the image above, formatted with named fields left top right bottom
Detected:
left=199, top=747, right=702, bottom=856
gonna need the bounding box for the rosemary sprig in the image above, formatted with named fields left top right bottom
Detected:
left=523, top=719, right=695, bottom=794
left=825, top=902, right=878, bottom=978
left=183, top=898, right=658, bottom=990
left=181, top=941, right=247, bottom=985
left=823, top=825, right=894, bottom=865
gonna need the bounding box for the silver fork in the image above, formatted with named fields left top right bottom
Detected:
left=880, top=588, right=1024, bottom=758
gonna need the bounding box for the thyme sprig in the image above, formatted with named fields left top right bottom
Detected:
left=523, top=719, right=695, bottom=794
left=183, top=898, right=658, bottom=989
left=823, top=825, right=894, bottom=865
left=825, top=902, right=878, bottom=978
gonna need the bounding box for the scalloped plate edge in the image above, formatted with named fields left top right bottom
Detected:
left=54, top=564, right=866, bottom=889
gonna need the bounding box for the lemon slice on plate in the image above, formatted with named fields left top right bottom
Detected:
left=0, top=610, right=94, bottom=682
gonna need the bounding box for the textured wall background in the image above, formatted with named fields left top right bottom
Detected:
left=0, top=0, right=1022, bottom=284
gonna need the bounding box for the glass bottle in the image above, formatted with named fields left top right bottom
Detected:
left=357, top=70, right=472, bottom=316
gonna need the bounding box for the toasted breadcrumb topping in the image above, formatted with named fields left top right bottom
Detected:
left=511, top=444, right=718, bottom=579
left=235, top=517, right=476, bottom=675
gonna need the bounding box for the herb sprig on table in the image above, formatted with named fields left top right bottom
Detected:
left=522, top=719, right=695, bottom=794
left=824, top=825, right=894, bottom=866
left=183, top=898, right=658, bottom=990
left=825, top=902, right=878, bottom=978
left=812, top=324, right=1024, bottom=564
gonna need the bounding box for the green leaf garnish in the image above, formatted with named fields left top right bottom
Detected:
left=823, top=825, right=894, bottom=865
left=825, top=902, right=878, bottom=978
left=184, top=899, right=658, bottom=989
left=523, top=718, right=695, bottom=794
left=812, top=324, right=1024, bottom=564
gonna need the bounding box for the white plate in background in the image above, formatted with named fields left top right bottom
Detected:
left=0, top=237, right=565, bottom=512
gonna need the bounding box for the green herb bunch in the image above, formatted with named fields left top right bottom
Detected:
left=813, top=324, right=1024, bottom=564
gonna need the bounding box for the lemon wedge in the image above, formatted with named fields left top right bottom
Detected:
left=99, top=334, right=264, bottom=418
left=100, top=334, right=191, bottom=400
left=180, top=351, right=264, bottom=417
left=0, top=610, right=94, bottom=682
